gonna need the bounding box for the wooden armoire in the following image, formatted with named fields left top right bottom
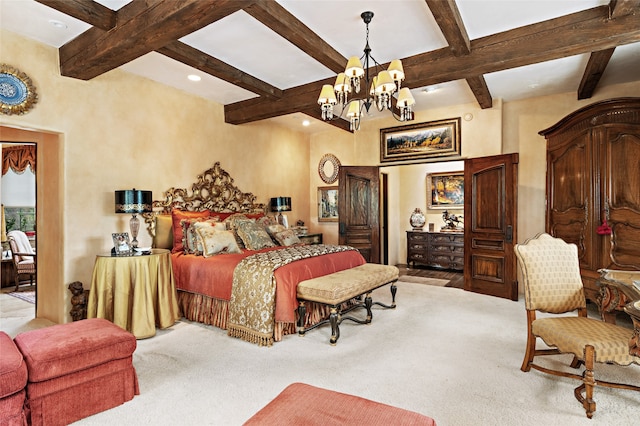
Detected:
left=539, top=98, right=640, bottom=302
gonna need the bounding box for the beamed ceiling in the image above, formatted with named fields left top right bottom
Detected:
left=2, top=0, right=640, bottom=133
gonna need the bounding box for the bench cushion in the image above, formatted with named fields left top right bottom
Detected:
left=297, top=264, right=398, bottom=304
left=0, top=331, right=27, bottom=398
left=14, top=318, right=137, bottom=383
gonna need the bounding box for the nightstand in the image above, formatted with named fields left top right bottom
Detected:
left=298, top=233, right=323, bottom=245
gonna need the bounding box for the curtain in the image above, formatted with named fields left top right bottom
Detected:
left=2, top=145, right=36, bottom=175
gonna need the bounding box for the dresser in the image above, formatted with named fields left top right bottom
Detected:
left=407, top=231, right=464, bottom=271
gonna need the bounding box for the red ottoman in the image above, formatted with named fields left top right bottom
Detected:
left=0, top=332, right=28, bottom=426
left=244, top=383, right=437, bottom=425
left=14, top=319, right=139, bottom=426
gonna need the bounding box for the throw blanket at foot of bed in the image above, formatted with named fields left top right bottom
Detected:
left=228, top=244, right=359, bottom=346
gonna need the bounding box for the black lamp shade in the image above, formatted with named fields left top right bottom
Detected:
left=270, top=197, right=291, bottom=212
left=115, top=189, right=152, bottom=214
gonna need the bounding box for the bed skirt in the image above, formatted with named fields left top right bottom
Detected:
left=177, top=290, right=337, bottom=342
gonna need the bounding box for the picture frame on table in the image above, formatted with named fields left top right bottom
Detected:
left=112, top=232, right=132, bottom=255
left=380, top=117, right=461, bottom=163
left=427, top=172, right=464, bottom=209
left=318, top=186, right=338, bottom=222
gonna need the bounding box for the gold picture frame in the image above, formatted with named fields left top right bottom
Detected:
left=380, top=117, right=461, bottom=163
left=318, top=186, right=338, bottom=222
left=112, top=232, right=132, bottom=255
left=427, top=172, right=464, bottom=209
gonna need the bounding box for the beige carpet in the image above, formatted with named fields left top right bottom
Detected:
left=1, top=284, right=638, bottom=425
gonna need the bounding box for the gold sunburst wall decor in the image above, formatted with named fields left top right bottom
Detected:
left=0, top=64, right=38, bottom=115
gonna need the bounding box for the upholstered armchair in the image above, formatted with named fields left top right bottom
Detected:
left=7, top=230, right=36, bottom=292
left=514, top=233, right=640, bottom=418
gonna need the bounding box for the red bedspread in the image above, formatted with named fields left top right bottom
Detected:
left=171, top=246, right=366, bottom=323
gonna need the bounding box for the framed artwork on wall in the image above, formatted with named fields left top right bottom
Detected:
left=380, top=117, right=461, bottom=163
left=318, top=186, right=338, bottom=222
left=427, top=172, right=464, bottom=209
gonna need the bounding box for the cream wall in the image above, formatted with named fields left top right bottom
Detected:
left=0, top=30, right=311, bottom=324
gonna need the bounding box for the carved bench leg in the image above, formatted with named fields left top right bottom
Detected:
left=298, top=301, right=306, bottom=336
left=364, top=292, right=373, bottom=324
left=329, top=306, right=340, bottom=345
left=372, top=280, right=398, bottom=309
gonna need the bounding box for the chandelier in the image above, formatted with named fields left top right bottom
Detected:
left=317, top=11, right=416, bottom=131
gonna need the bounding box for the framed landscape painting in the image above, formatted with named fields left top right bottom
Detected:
left=318, top=186, right=338, bottom=222
left=427, top=172, right=464, bottom=209
left=380, top=117, right=461, bottom=163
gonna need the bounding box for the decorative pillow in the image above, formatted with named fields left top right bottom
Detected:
left=183, top=219, right=224, bottom=255
left=236, top=220, right=275, bottom=250
left=256, top=215, right=278, bottom=228
left=153, top=214, right=174, bottom=250
left=171, top=209, right=211, bottom=254
left=266, top=224, right=286, bottom=236
left=272, top=228, right=301, bottom=246
left=196, top=227, right=241, bottom=257
left=223, top=213, right=254, bottom=249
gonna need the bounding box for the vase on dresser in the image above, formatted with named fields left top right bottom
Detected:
left=409, top=208, right=426, bottom=230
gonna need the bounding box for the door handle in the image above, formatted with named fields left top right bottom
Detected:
left=506, top=225, right=513, bottom=243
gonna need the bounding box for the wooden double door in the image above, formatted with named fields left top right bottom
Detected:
left=337, top=155, right=519, bottom=302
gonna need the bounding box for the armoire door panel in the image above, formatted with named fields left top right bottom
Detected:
left=610, top=223, right=640, bottom=269
left=548, top=139, right=588, bottom=213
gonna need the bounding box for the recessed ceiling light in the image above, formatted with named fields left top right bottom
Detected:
left=48, top=19, right=67, bottom=29
left=187, top=74, right=201, bottom=82
left=302, top=120, right=311, bottom=127
left=422, top=86, right=437, bottom=94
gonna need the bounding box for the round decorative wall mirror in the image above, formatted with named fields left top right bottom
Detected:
left=0, top=64, right=38, bottom=115
left=318, top=153, right=341, bottom=184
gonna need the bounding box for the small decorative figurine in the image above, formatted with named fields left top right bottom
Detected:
left=441, top=210, right=463, bottom=231
left=68, top=281, right=89, bottom=321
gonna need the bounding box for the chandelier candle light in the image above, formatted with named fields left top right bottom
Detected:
left=115, top=189, right=152, bottom=248
left=318, top=11, right=416, bottom=131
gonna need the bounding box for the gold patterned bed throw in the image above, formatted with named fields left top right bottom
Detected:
left=227, top=244, right=358, bottom=346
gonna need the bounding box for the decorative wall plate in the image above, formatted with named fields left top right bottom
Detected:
left=318, top=153, right=341, bottom=184
left=0, top=64, right=38, bottom=115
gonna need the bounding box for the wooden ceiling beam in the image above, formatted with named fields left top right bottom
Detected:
left=465, top=76, right=493, bottom=109
left=59, top=0, right=255, bottom=80
left=609, top=0, right=639, bottom=18
left=225, top=6, right=640, bottom=125
left=577, top=48, right=616, bottom=100
left=426, top=0, right=492, bottom=109
left=35, top=0, right=116, bottom=31
left=425, top=0, right=470, bottom=56
left=157, top=41, right=283, bottom=100
left=245, top=2, right=347, bottom=74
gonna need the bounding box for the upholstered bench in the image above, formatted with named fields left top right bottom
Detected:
left=13, top=318, right=139, bottom=426
left=0, top=331, right=28, bottom=426
left=297, top=263, right=399, bottom=345
left=243, top=382, right=436, bottom=425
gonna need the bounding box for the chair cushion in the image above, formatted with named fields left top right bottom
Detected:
left=532, top=316, right=640, bottom=365
left=14, top=318, right=137, bottom=383
left=0, top=331, right=28, bottom=398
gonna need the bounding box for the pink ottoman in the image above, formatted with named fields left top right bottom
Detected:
left=14, top=319, right=139, bottom=426
left=244, top=383, right=437, bottom=425
left=0, top=332, right=28, bottom=426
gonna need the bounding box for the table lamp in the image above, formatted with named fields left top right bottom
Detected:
left=270, top=197, right=291, bottom=227
left=115, top=189, right=152, bottom=248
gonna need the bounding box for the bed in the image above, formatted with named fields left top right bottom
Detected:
left=143, top=162, right=366, bottom=345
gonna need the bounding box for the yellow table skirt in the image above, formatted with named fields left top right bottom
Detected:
left=87, top=249, right=179, bottom=339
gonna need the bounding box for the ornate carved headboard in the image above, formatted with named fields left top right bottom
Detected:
left=143, top=162, right=266, bottom=237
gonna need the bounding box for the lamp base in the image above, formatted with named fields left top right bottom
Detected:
left=130, top=214, right=140, bottom=248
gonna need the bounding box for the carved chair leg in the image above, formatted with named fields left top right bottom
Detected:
left=329, top=306, right=340, bottom=345
left=297, top=301, right=306, bottom=335
left=574, top=345, right=596, bottom=419
left=521, top=312, right=537, bottom=372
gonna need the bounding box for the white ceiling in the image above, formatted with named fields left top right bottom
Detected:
left=2, top=0, right=639, bottom=133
